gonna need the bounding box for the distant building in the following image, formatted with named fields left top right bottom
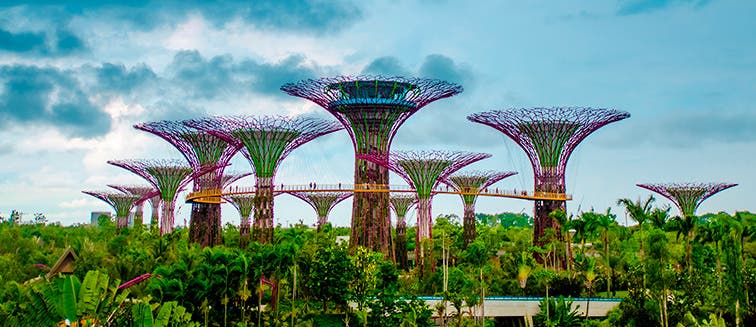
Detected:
left=335, top=235, right=349, bottom=246
left=90, top=211, right=111, bottom=225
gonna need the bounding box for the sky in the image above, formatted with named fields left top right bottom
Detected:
left=1, top=0, right=754, bottom=227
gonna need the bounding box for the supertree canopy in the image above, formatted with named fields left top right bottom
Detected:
left=637, top=182, right=737, bottom=218
left=360, top=150, right=490, bottom=275
left=282, top=76, right=463, bottom=258
left=107, top=184, right=158, bottom=228
left=186, top=115, right=343, bottom=244
left=82, top=191, right=140, bottom=229
left=390, top=194, right=417, bottom=270
left=108, top=159, right=195, bottom=235
left=446, top=170, right=518, bottom=247
left=468, top=107, right=629, bottom=252
left=135, top=120, right=242, bottom=247
left=288, top=192, right=353, bottom=230
left=225, top=194, right=256, bottom=248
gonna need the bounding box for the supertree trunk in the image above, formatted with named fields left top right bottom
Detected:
left=533, top=171, right=566, bottom=252
left=133, top=203, right=144, bottom=228
left=240, top=212, right=252, bottom=248
left=116, top=214, right=129, bottom=229
left=462, top=203, right=476, bottom=247
left=416, top=197, right=434, bottom=278
left=149, top=197, right=160, bottom=233
left=317, top=215, right=328, bottom=231
left=254, top=176, right=274, bottom=244
left=161, top=200, right=175, bottom=235
left=351, top=158, right=393, bottom=259
left=189, top=170, right=222, bottom=247
left=395, top=214, right=408, bottom=269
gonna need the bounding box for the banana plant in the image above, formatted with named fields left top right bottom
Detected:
left=131, top=300, right=198, bottom=327
left=25, top=270, right=129, bottom=326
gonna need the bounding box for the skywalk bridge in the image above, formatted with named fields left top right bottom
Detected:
left=185, top=183, right=572, bottom=204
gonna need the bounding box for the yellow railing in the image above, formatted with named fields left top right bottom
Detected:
left=185, top=183, right=572, bottom=204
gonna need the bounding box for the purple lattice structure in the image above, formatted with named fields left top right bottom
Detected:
left=360, top=150, right=490, bottom=276
left=468, top=107, right=629, bottom=253
left=82, top=191, right=140, bottom=229
left=108, top=184, right=159, bottom=229
left=636, top=182, right=737, bottom=218
left=135, top=120, right=242, bottom=247
left=108, top=159, right=196, bottom=235
left=390, top=194, right=417, bottom=270
left=221, top=171, right=253, bottom=188
left=445, top=170, right=518, bottom=247
left=282, top=75, right=463, bottom=259
left=288, top=192, right=353, bottom=230
left=186, top=115, right=343, bottom=244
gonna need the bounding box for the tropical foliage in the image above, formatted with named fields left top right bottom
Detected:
left=1, top=201, right=755, bottom=326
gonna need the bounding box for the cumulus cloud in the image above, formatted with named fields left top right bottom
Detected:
left=0, top=0, right=363, bottom=34
left=0, top=65, right=111, bottom=137
left=166, top=50, right=322, bottom=99
left=616, top=0, right=712, bottom=16
left=93, top=63, right=157, bottom=95
left=418, top=54, right=474, bottom=86
left=0, top=27, right=87, bottom=56
left=361, top=56, right=411, bottom=76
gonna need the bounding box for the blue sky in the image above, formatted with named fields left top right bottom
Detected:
left=1, top=0, right=754, bottom=226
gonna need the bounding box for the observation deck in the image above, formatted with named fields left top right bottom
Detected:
left=185, top=183, right=572, bottom=204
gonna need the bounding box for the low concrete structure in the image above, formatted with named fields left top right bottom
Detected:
left=420, top=296, right=621, bottom=318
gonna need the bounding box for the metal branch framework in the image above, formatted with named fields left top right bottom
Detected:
left=282, top=75, right=463, bottom=259
left=390, top=194, right=417, bottom=270
left=446, top=170, right=518, bottom=247
left=288, top=192, right=353, bottom=230
left=108, top=159, right=194, bottom=235
left=135, top=120, right=243, bottom=247
left=637, top=182, right=737, bottom=217
left=361, top=150, right=490, bottom=275
left=468, top=107, right=629, bottom=253
left=186, top=115, right=343, bottom=244
left=221, top=172, right=253, bottom=188
left=82, top=191, right=140, bottom=229
left=107, top=184, right=159, bottom=228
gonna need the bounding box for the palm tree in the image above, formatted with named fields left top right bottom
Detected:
left=583, top=208, right=616, bottom=295
left=577, top=257, right=598, bottom=319
left=648, top=206, right=671, bottom=230
left=549, top=209, right=573, bottom=272
left=617, top=195, right=655, bottom=288
left=517, top=252, right=533, bottom=296
left=696, top=213, right=730, bottom=317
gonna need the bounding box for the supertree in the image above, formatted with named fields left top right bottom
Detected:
left=360, top=150, right=490, bottom=276
left=636, top=182, right=737, bottom=218
left=108, top=184, right=158, bottom=229
left=637, top=182, right=737, bottom=273
left=445, top=170, right=518, bottom=248
left=134, top=120, right=242, bottom=247
left=82, top=191, right=140, bottom=229
left=288, top=192, right=353, bottom=230
left=186, top=115, right=343, bottom=244
left=225, top=194, right=256, bottom=248
left=108, top=159, right=195, bottom=235
left=390, top=194, right=417, bottom=270
left=282, top=76, right=463, bottom=258
left=468, top=107, right=630, bottom=254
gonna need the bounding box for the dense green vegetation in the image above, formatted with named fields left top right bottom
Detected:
left=1, top=198, right=755, bottom=326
